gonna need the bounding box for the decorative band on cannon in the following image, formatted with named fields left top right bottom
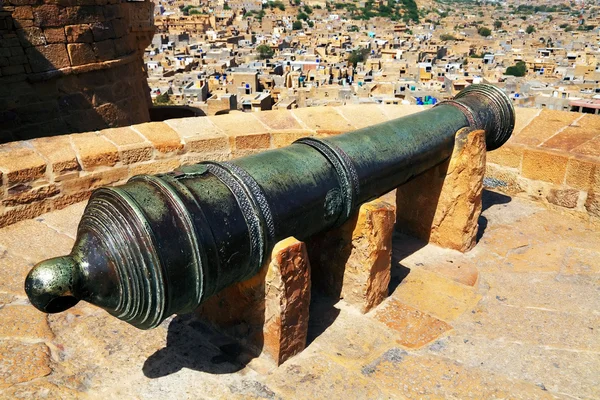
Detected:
left=295, top=137, right=360, bottom=225
left=204, top=161, right=276, bottom=279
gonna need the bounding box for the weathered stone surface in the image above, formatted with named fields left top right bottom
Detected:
left=541, top=114, right=600, bottom=152
left=183, top=134, right=229, bottom=154
left=0, top=188, right=596, bottom=398
left=396, top=128, right=486, bottom=252
left=35, top=200, right=86, bottom=238
left=360, top=349, right=554, bottom=399
left=514, top=109, right=580, bottom=147
left=292, top=106, right=355, bottom=134
left=263, top=237, right=311, bottom=365
left=585, top=191, right=600, bottom=218
left=565, top=156, right=598, bottom=190
left=0, top=341, right=52, bottom=388
left=392, top=233, right=479, bottom=287
left=390, top=268, right=481, bottom=322
left=521, top=148, right=569, bottom=185
left=0, top=219, right=74, bottom=263
left=67, top=42, right=95, bottom=65
left=485, top=143, right=524, bottom=169
left=65, top=24, right=93, bottom=43
left=92, top=38, right=116, bottom=61
left=12, top=6, right=33, bottom=20
left=271, top=130, right=312, bottom=148
left=128, top=159, right=180, bottom=176
left=0, top=200, right=53, bottom=229
left=3, top=184, right=59, bottom=206
left=307, top=198, right=395, bottom=313
left=253, top=109, right=305, bottom=131
left=89, top=21, right=115, bottom=42
left=101, top=127, right=153, bottom=164
left=16, top=27, right=46, bottom=47
left=43, top=27, right=66, bottom=44
left=61, top=167, right=126, bottom=194
left=374, top=298, right=452, bottom=348
left=266, top=354, right=383, bottom=399
left=0, top=305, right=53, bottom=340
left=71, top=131, right=119, bottom=169
left=26, top=44, right=70, bottom=72
left=0, top=250, right=35, bottom=295
left=33, top=4, right=64, bottom=27
left=133, top=122, right=183, bottom=153
left=335, top=104, right=390, bottom=129
left=198, top=237, right=311, bottom=366
left=0, top=143, right=46, bottom=184
left=546, top=188, right=579, bottom=208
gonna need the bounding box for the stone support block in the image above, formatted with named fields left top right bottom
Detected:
left=306, top=198, right=395, bottom=313
left=197, top=237, right=311, bottom=366
left=396, top=128, right=486, bottom=253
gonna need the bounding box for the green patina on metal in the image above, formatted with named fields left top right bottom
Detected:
left=24, top=84, right=515, bottom=329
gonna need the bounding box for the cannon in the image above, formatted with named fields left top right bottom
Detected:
left=25, top=84, right=515, bottom=329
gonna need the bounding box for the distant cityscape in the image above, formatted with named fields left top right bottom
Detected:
left=144, top=0, right=600, bottom=116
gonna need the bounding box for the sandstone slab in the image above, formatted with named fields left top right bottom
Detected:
left=307, top=198, right=395, bottom=313
left=396, top=128, right=486, bottom=252
left=197, top=237, right=311, bottom=366
left=0, top=341, right=52, bottom=388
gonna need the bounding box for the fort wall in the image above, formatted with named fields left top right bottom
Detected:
left=0, top=0, right=155, bottom=143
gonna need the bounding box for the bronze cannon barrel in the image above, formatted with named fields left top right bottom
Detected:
left=25, top=84, right=515, bottom=329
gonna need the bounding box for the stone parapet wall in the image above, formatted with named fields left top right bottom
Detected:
left=0, top=0, right=154, bottom=143
left=0, top=105, right=598, bottom=228
left=486, top=109, right=600, bottom=220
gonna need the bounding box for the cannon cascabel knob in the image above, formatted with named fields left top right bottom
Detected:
left=25, top=256, right=80, bottom=313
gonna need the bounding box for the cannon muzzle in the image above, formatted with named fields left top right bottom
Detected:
left=25, top=84, right=515, bottom=329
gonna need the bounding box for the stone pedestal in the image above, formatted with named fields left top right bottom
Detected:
left=306, top=199, right=396, bottom=314
left=396, top=128, right=486, bottom=252
left=196, top=237, right=311, bottom=366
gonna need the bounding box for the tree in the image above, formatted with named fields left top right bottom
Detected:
left=505, top=61, right=527, bottom=77
left=478, top=26, right=491, bottom=37
left=154, top=93, right=170, bottom=105
left=256, top=44, right=274, bottom=59
left=440, top=33, right=457, bottom=41
left=292, top=20, right=303, bottom=30
left=493, top=20, right=502, bottom=29
left=526, top=24, right=535, bottom=34
left=297, top=11, right=309, bottom=20
left=347, top=48, right=369, bottom=67
left=303, top=5, right=312, bottom=14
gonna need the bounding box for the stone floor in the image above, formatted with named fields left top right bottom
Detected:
left=0, top=190, right=598, bottom=399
